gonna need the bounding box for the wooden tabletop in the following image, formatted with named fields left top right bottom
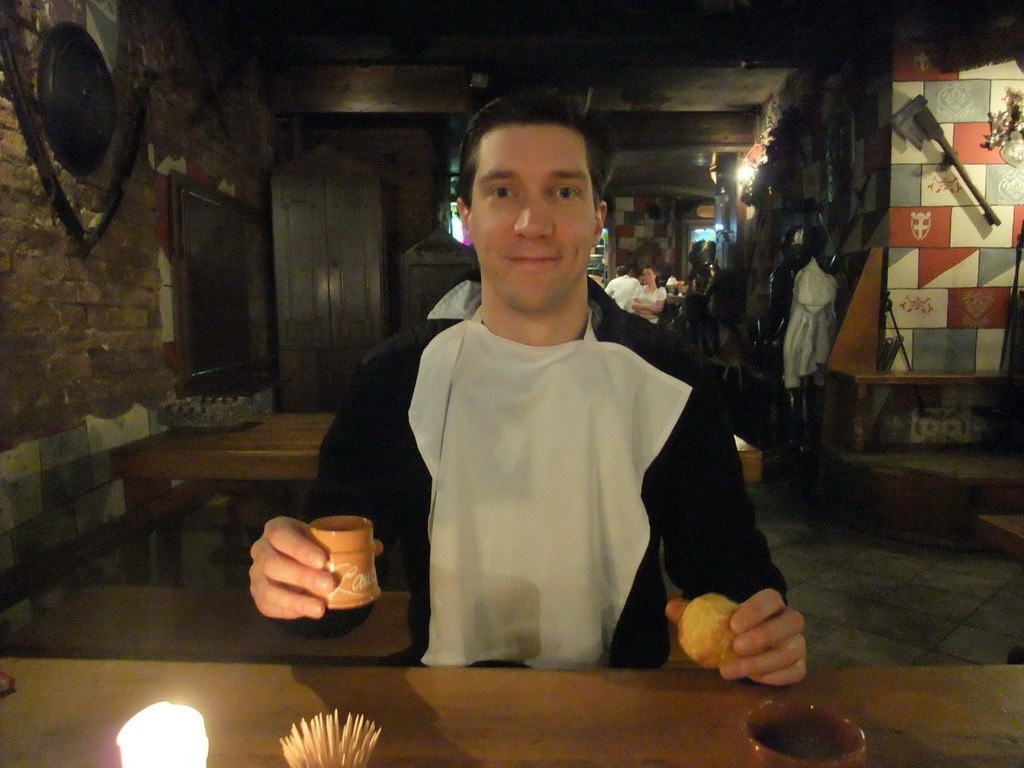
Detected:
left=2, top=657, right=1021, bottom=767
left=111, top=412, right=763, bottom=483
left=110, top=413, right=335, bottom=481
left=828, top=369, right=1015, bottom=386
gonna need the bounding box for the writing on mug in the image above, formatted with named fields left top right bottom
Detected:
left=331, top=561, right=377, bottom=595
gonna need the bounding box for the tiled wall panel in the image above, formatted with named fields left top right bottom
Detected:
left=0, top=407, right=153, bottom=636
left=888, top=40, right=1024, bottom=372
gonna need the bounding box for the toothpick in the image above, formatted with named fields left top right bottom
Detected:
left=281, top=710, right=382, bottom=768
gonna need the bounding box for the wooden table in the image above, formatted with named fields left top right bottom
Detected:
left=111, top=412, right=763, bottom=485
left=2, top=658, right=1021, bottom=767
left=111, top=413, right=335, bottom=482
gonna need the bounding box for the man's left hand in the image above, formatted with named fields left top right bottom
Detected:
left=666, top=588, right=806, bottom=686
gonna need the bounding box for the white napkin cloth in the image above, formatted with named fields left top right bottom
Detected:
left=409, top=314, right=691, bottom=667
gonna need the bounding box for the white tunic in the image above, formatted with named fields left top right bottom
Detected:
left=782, top=260, right=837, bottom=389
left=408, top=314, right=691, bottom=668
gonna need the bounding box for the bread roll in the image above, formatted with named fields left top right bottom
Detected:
left=679, top=593, right=739, bottom=668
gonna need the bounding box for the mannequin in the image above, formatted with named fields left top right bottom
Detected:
left=781, top=224, right=836, bottom=455
left=750, top=226, right=806, bottom=448
left=682, top=240, right=720, bottom=354
left=752, top=226, right=804, bottom=369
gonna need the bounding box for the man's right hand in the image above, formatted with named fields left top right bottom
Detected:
left=249, top=516, right=335, bottom=619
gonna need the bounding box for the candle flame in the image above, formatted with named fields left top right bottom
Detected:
left=117, top=701, right=209, bottom=768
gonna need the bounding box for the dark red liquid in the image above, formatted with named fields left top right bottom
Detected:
left=759, top=728, right=846, bottom=761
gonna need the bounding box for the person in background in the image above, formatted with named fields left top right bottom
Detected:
left=630, top=266, right=667, bottom=324
left=249, top=89, right=805, bottom=684
left=604, top=264, right=641, bottom=311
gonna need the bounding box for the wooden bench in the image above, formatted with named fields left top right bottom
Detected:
left=974, top=514, right=1024, bottom=563
left=824, top=369, right=1014, bottom=453
left=822, top=446, right=1024, bottom=549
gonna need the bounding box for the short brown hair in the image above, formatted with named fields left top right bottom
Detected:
left=457, top=89, right=615, bottom=208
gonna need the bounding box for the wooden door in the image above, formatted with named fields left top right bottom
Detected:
left=272, top=167, right=386, bottom=412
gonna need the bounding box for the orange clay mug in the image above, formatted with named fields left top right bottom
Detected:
left=309, top=515, right=381, bottom=610
left=745, top=700, right=866, bottom=768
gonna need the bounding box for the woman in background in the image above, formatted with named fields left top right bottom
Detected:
left=630, top=266, right=667, bottom=324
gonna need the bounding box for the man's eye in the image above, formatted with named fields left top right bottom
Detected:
left=556, top=187, right=579, bottom=199
left=492, top=187, right=511, bottom=199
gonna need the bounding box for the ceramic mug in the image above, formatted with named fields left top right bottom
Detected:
left=309, top=515, right=381, bottom=610
left=745, top=699, right=866, bottom=768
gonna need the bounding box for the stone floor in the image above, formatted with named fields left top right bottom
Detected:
left=750, top=482, right=1024, bottom=668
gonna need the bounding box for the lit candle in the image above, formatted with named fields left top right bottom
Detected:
left=117, top=701, right=209, bottom=768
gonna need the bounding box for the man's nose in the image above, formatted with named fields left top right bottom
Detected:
left=513, top=202, right=554, bottom=236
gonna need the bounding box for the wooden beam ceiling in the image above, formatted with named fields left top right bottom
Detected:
left=272, top=65, right=471, bottom=114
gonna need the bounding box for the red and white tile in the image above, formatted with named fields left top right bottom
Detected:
left=947, top=287, right=1011, bottom=328
left=952, top=122, right=1006, bottom=164
left=989, top=79, right=1024, bottom=115
left=950, top=205, right=1016, bottom=247
left=920, top=164, right=988, bottom=207
left=976, top=328, right=1006, bottom=371
left=888, top=288, right=948, bottom=328
left=890, top=206, right=952, bottom=248
left=918, top=248, right=978, bottom=288
left=962, top=62, right=1024, bottom=80
left=887, top=248, right=919, bottom=288
left=893, top=44, right=959, bottom=82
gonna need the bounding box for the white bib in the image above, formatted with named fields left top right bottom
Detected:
left=408, top=317, right=691, bottom=668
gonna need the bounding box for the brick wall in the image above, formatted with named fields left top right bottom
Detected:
left=0, top=0, right=273, bottom=635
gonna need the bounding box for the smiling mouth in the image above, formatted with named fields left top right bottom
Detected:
left=506, top=256, right=559, bottom=271
left=507, top=250, right=559, bottom=262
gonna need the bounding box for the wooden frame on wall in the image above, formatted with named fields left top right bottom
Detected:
left=168, top=172, right=277, bottom=396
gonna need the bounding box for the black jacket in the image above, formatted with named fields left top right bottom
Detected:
left=307, top=277, right=785, bottom=667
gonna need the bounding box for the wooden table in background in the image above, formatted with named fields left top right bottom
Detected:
left=111, top=413, right=335, bottom=484
left=2, top=657, right=1021, bottom=767
left=111, top=412, right=763, bottom=487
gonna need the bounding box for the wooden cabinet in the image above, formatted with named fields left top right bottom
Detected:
left=272, top=152, right=386, bottom=411
left=399, top=229, right=477, bottom=329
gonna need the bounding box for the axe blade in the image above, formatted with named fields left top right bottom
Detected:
left=891, top=95, right=929, bottom=150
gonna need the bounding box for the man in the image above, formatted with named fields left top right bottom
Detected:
left=250, top=90, right=806, bottom=684
left=604, top=264, right=640, bottom=310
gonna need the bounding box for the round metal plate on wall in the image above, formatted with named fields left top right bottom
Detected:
left=36, top=22, right=117, bottom=177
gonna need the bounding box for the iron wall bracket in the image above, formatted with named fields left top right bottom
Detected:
left=0, top=26, right=154, bottom=257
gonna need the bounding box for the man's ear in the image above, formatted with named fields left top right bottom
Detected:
left=593, top=201, right=608, bottom=246
left=457, top=197, right=472, bottom=244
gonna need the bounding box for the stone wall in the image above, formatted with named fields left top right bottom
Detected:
left=0, top=0, right=274, bottom=634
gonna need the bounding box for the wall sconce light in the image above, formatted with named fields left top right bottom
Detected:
left=736, top=161, right=757, bottom=186
left=708, top=152, right=718, bottom=185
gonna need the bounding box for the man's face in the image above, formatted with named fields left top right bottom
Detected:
left=458, top=124, right=607, bottom=321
